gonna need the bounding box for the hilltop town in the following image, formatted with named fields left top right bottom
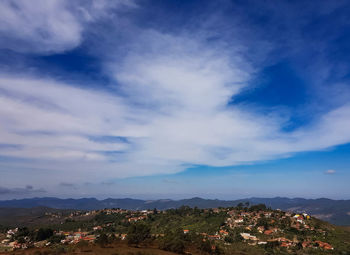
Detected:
left=1, top=204, right=349, bottom=254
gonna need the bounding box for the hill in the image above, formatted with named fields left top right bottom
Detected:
left=1, top=206, right=350, bottom=254
left=1, top=197, right=350, bottom=226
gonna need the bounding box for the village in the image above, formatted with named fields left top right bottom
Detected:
left=0, top=206, right=336, bottom=253
left=221, top=208, right=333, bottom=250
left=0, top=208, right=156, bottom=252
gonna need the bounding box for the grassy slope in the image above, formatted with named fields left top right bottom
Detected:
left=0, top=243, right=180, bottom=255
left=2, top=208, right=350, bottom=255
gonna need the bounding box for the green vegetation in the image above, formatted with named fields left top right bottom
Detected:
left=1, top=205, right=350, bottom=254
left=36, top=228, right=54, bottom=241
left=127, top=222, right=151, bottom=245
left=96, top=233, right=110, bottom=247
left=159, top=227, right=186, bottom=253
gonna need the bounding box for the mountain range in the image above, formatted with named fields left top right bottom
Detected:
left=0, top=197, right=349, bottom=226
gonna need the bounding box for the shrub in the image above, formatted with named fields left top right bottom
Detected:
left=96, top=233, right=110, bottom=247
left=127, top=222, right=151, bottom=245
left=36, top=228, right=54, bottom=241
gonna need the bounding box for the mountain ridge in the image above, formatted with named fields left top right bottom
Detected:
left=1, top=196, right=350, bottom=226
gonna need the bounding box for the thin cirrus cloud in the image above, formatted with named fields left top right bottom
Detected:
left=1, top=46, right=350, bottom=184
left=0, top=1, right=350, bottom=190
left=0, top=0, right=135, bottom=53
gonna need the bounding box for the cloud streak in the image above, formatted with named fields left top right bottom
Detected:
left=0, top=185, right=46, bottom=196
left=1, top=44, right=350, bottom=184
left=0, top=1, right=350, bottom=195
left=0, top=0, right=136, bottom=53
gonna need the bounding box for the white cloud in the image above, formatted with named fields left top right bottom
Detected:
left=0, top=76, right=131, bottom=161
left=325, top=169, right=336, bottom=175
left=0, top=0, right=135, bottom=53
left=1, top=32, right=350, bottom=189
left=1, top=8, right=350, bottom=193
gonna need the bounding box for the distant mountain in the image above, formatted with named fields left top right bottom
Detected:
left=1, top=197, right=350, bottom=226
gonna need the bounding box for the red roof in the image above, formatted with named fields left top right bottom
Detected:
left=264, top=230, right=273, bottom=235
left=315, top=241, right=333, bottom=250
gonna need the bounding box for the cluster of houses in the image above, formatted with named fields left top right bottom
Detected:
left=222, top=209, right=333, bottom=250
left=125, top=209, right=157, bottom=222
left=182, top=229, right=229, bottom=241
left=0, top=208, right=158, bottom=252
left=179, top=208, right=334, bottom=251
left=0, top=227, right=129, bottom=252
left=178, top=208, right=333, bottom=251
left=0, top=228, right=29, bottom=251
left=58, top=231, right=96, bottom=244
left=0, top=207, right=335, bottom=252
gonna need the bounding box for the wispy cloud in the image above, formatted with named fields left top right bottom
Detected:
left=0, top=0, right=136, bottom=53
left=325, top=169, right=336, bottom=175
left=0, top=1, right=350, bottom=196
left=0, top=185, right=46, bottom=196
left=1, top=57, right=349, bottom=185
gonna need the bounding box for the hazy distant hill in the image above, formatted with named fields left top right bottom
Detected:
left=0, top=206, right=76, bottom=228
left=1, top=197, right=349, bottom=225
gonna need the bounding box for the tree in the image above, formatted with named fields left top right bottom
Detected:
left=249, top=204, right=267, bottom=211
left=224, top=235, right=233, bottom=243
left=165, top=237, right=185, bottom=254
left=266, top=240, right=279, bottom=249
left=17, top=236, right=26, bottom=244
left=232, top=231, right=244, bottom=242
left=36, top=228, right=53, bottom=241
left=127, top=222, right=151, bottom=246
left=108, top=233, right=117, bottom=243
left=96, top=233, right=109, bottom=247
left=159, top=228, right=186, bottom=254
left=257, top=217, right=269, bottom=229
left=15, top=227, right=31, bottom=240
left=296, top=242, right=303, bottom=250
left=49, top=234, right=64, bottom=244
left=200, top=240, right=212, bottom=253
left=280, top=217, right=291, bottom=228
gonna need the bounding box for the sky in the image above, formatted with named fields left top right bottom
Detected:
left=0, top=0, right=350, bottom=200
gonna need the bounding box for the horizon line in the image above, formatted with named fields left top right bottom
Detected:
left=1, top=196, right=349, bottom=202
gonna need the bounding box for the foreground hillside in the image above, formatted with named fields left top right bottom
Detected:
left=1, top=243, right=179, bottom=255
left=1, top=197, right=349, bottom=226
left=1, top=204, right=350, bottom=255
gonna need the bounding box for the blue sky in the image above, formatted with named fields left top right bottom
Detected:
left=0, top=0, right=350, bottom=199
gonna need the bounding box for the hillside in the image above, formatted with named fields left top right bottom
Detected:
left=1, top=197, right=350, bottom=226
left=1, top=205, right=350, bottom=254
